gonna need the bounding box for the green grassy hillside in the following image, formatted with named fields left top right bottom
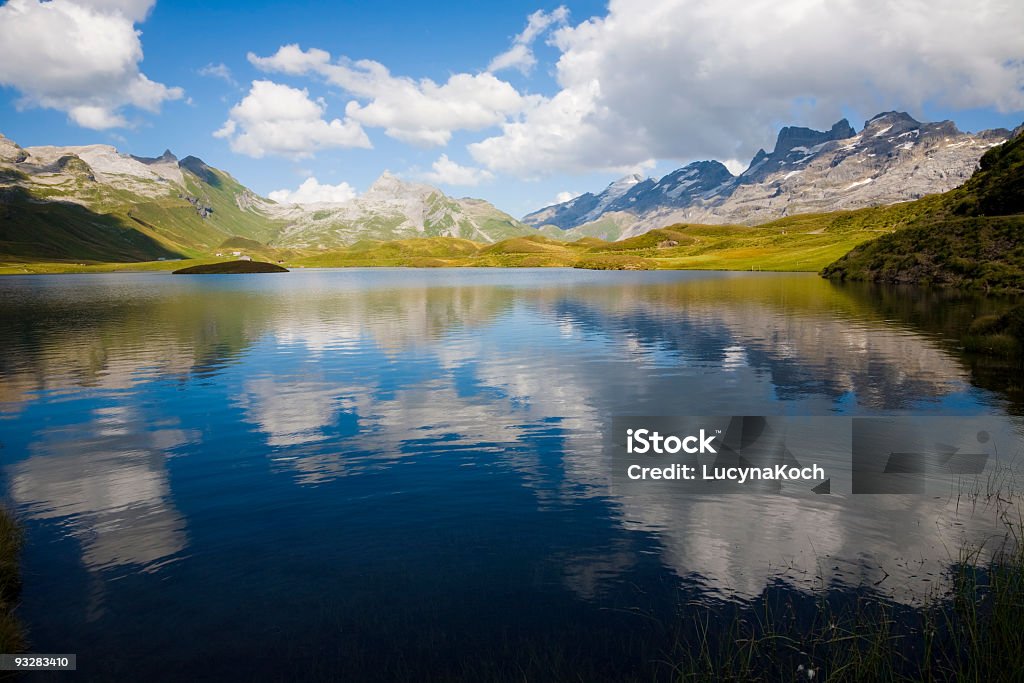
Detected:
left=3, top=190, right=1008, bottom=275
left=119, top=161, right=286, bottom=255
left=0, top=202, right=952, bottom=274
left=821, top=127, right=1024, bottom=292
left=285, top=215, right=905, bottom=272
left=0, top=157, right=285, bottom=263
left=0, top=182, right=182, bottom=262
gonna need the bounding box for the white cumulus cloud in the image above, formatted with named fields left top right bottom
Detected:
left=470, top=0, right=1024, bottom=176
left=469, top=79, right=653, bottom=177
left=722, top=159, right=747, bottom=176
left=249, top=44, right=535, bottom=147
left=488, top=6, right=569, bottom=74
left=0, top=0, right=182, bottom=129
left=422, top=154, right=494, bottom=186
left=268, top=177, right=358, bottom=204
left=215, top=80, right=371, bottom=159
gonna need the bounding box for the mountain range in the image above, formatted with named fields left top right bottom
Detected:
left=0, top=110, right=1013, bottom=264
left=524, top=112, right=1010, bottom=240
left=269, top=172, right=534, bottom=248
left=0, top=135, right=536, bottom=262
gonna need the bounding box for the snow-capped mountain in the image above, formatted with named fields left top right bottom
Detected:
left=523, top=173, right=645, bottom=230
left=524, top=112, right=1011, bottom=239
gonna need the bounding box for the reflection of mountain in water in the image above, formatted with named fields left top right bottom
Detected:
left=540, top=294, right=966, bottom=410
left=0, top=280, right=519, bottom=404
left=1, top=270, right=1020, bottom=604
left=0, top=273, right=985, bottom=412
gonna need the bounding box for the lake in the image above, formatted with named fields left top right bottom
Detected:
left=1, top=268, right=1022, bottom=681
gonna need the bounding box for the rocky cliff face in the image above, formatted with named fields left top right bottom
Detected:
left=13, top=142, right=192, bottom=196
left=0, top=134, right=27, bottom=164
left=525, top=112, right=1010, bottom=239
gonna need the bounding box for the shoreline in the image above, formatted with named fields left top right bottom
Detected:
left=0, top=260, right=822, bottom=276
left=0, top=506, right=24, bottom=656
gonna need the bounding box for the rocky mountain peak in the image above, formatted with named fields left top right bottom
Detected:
left=0, top=132, right=27, bottom=163
left=593, top=173, right=647, bottom=207
left=674, top=159, right=734, bottom=179
left=132, top=148, right=178, bottom=166
left=747, top=149, right=768, bottom=169
left=830, top=119, right=856, bottom=137
left=651, top=160, right=732, bottom=189
left=607, top=173, right=644, bottom=192
left=732, top=118, right=859, bottom=186
left=773, top=118, right=855, bottom=155
left=864, top=110, right=919, bottom=126
left=521, top=110, right=1010, bottom=237
left=606, top=159, right=734, bottom=214
left=861, top=111, right=922, bottom=137
left=367, top=170, right=404, bottom=193
left=179, top=155, right=219, bottom=186
left=366, top=171, right=434, bottom=199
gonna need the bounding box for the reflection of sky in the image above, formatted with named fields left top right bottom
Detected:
left=8, top=400, right=194, bottom=573
left=0, top=270, right=1020, bottom=628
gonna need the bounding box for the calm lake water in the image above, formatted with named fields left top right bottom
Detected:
left=1, top=268, right=1022, bottom=681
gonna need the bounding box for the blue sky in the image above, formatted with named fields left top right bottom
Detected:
left=1, top=0, right=1022, bottom=217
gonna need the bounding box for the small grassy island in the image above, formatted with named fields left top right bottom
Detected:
left=172, top=260, right=289, bottom=274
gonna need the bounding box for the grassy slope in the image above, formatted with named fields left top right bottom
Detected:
left=423, top=194, right=533, bottom=242
left=115, top=165, right=287, bottom=257
left=821, top=127, right=1024, bottom=292
left=0, top=168, right=182, bottom=262
left=0, top=204, right=936, bottom=274
left=0, top=160, right=285, bottom=263
left=180, top=161, right=285, bottom=244
left=284, top=206, right=941, bottom=272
